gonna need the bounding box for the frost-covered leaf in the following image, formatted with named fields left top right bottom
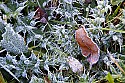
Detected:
left=15, top=5, right=27, bottom=13
left=24, top=59, right=30, bottom=65
left=0, top=3, right=11, bottom=13
left=18, top=1, right=28, bottom=7
left=15, top=26, right=25, bottom=33
left=29, top=75, right=44, bottom=83
left=67, top=56, right=83, bottom=73
left=15, top=25, right=36, bottom=33
left=44, top=64, right=49, bottom=71
left=25, top=26, right=37, bottom=30
left=20, top=53, right=27, bottom=61
left=22, top=70, right=27, bottom=78
left=1, top=24, right=28, bottom=54
left=28, top=11, right=36, bottom=20
left=6, top=53, right=14, bottom=61
left=30, top=51, right=37, bottom=60
left=64, top=0, right=72, bottom=4
left=0, top=17, right=6, bottom=28
left=59, top=63, right=65, bottom=70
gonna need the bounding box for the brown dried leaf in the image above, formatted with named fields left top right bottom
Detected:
left=34, top=7, right=48, bottom=23
left=75, top=25, right=100, bottom=65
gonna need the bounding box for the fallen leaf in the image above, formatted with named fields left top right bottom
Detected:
left=67, top=56, right=83, bottom=73
left=34, top=6, right=48, bottom=23
left=75, top=25, right=100, bottom=65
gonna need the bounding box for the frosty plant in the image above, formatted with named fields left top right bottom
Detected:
left=0, top=0, right=125, bottom=83
left=1, top=24, right=28, bottom=54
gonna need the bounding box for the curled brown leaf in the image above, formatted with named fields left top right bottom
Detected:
left=75, top=25, right=100, bottom=65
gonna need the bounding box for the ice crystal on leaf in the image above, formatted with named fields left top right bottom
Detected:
left=1, top=24, right=28, bottom=54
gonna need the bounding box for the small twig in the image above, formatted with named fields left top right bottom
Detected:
left=107, top=50, right=125, bottom=75
left=105, top=10, right=123, bottom=25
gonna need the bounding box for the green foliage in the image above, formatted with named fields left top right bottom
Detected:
left=0, top=0, right=125, bottom=83
left=110, top=0, right=124, bottom=5
left=0, top=71, right=6, bottom=83
left=105, top=72, right=114, bottom=83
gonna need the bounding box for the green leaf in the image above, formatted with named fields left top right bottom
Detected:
left=105, top=72, right=114, bottom=83
left=112, top=2, right=121, bottom=17
left=110, top=0, right=123, bottom=5
left=0, top=71, right=6, bottom=83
